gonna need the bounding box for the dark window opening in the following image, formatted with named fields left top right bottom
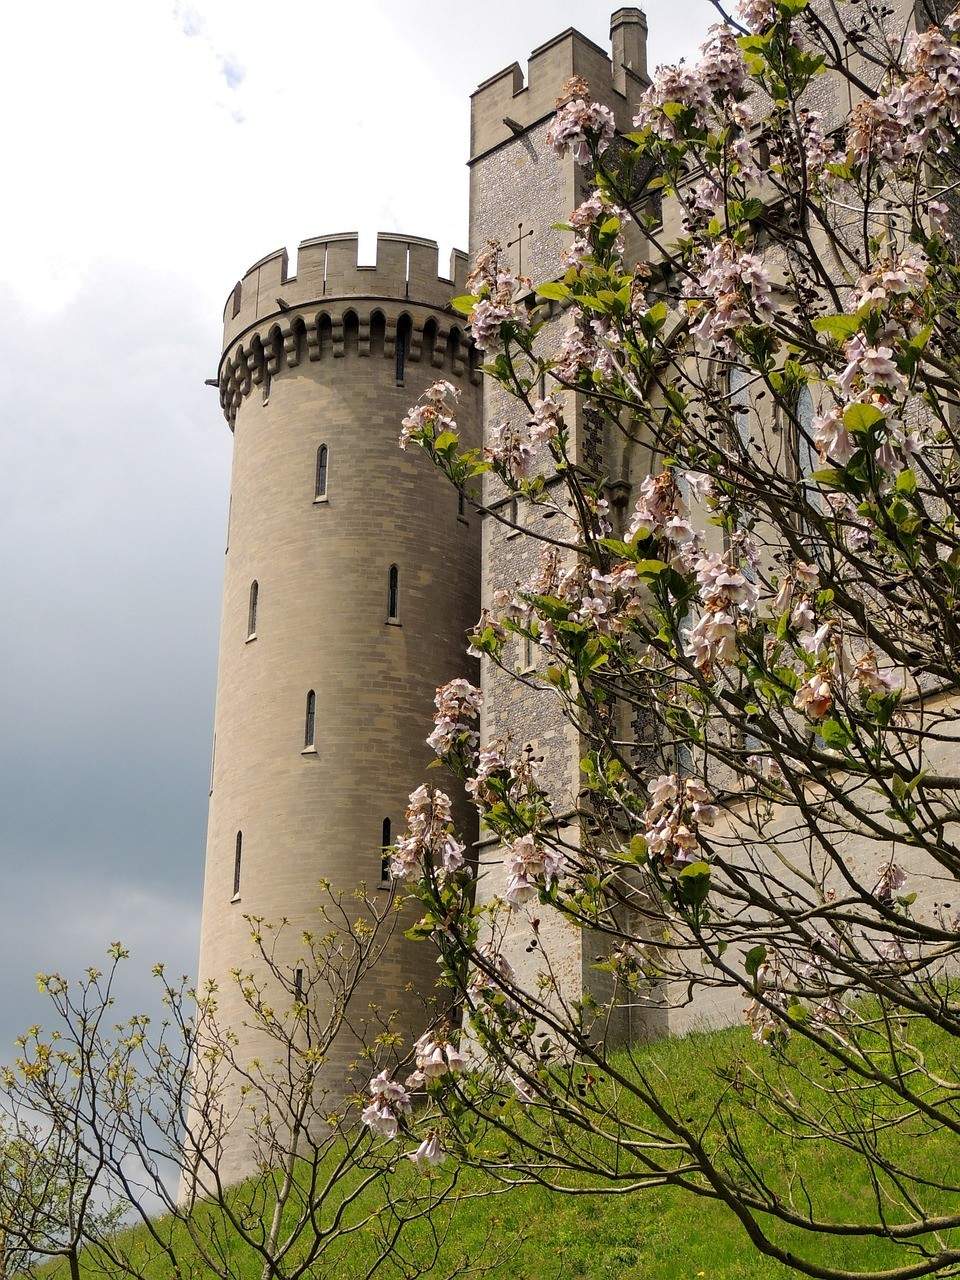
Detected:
left=387, top=565, right=399, bottom=621
left=315, top=444, right=328, bottom=499
left=396, top=316, right=411, bottom=385
left=304, top=690, right=316, bottom=748
left=248, top=580, right=259, bottom=637
left=381, top=817, right=392, bottom=884
left=233, top=831, right=242, bottom=897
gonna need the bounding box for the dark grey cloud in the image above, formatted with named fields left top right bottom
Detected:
left=0, top=270, right=230, bottom=1052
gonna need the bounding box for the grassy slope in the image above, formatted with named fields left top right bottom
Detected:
left=49, top=1021, right=959, bottom=1279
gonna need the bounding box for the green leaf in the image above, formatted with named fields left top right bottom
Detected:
left=677, top=861, right=712, bottom=909
left=680, top=860, right=710, bottom=877
left=433, top=430, right=459, bottom=452
left=404, top=918, right=437, bottom=942
left=895, top=468, right=917, bottom=494
left=451, top=294, right=476, bottom=316
left=536, top=281, right=571, bottom=302
left=745, top=945, right=767, bottom=978
left=813, top=313, right=860, bottom=341
left=635, top=558, right=670, bottom=578
left=820, top=718, right=852, bottom=749
left=646, top=300, right=668, bottom=327
left=629, top=834, right=648, bottom=862
left=843, top=403, right=884, bottom=433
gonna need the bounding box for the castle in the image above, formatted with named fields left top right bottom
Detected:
left=197, top=7, right=720, bottom=1183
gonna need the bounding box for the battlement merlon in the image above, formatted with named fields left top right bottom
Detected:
left=222, top=232, right=470, bottom=351
left=469, top=9, right=649, bottom=163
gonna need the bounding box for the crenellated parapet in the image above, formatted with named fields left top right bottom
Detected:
left=221, top=232, right=470, bottom=351
left=217, top=231, right=476, bottom=427
left=470, top=9, right=649, bottom=163
left=218, top=300, right=478, bottom=427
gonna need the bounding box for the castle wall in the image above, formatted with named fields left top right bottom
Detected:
left=197, top=237, right=481, bottom=1185
left=467, top=2, right=956, bottom=1050
left=469, top=14, right=657, bottom=1043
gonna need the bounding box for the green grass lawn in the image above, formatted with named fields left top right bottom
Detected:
left=40, top=1019, right=960, bottom=1279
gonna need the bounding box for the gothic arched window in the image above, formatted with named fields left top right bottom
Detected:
left=795, top=385, right=818, bottom=479
left=315, top=445, right=328, bottom=499
left=387, top=565, right=399, bottom=621
left=381, top=818, right=392, bottom=884
left=233, top=831, right=242, bottom=898
left=396, top=315, right=411, bottom=385
left=247, top=580, right=259, bottom=638
left=304, top=690, right=316, bottom=749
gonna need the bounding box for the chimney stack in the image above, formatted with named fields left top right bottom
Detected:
left=610, top=7, right=648, bottom=94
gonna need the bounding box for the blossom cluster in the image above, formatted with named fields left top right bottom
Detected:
left=772, top=561, right=900, bottom=721
left=545, top=76, right=616, bottom=164
left=360, top=1069, right=411, bottom=1138
left=626, top=471, right=700, bottom=554
left=737, top=0, right=778, bottom=32
left=635, top=25, right=749, bottom=140
left=554, top=317, right=620, bottom=383
left=682, top=548, right=760, bottom=677
left=503, top=833, right=566, bottom=906
left=413, top=1028, right=466, bottom=1080
left=848, top=21, right=960, bottom=170
left=684, top=239, right=775, bottom=355
left=465, top=241, right=531, bottom=354
left=486, top=393, right=565, bottom=484
left=563, top=190, right=626, bottom=267
left=427, top=678, right=483, bottom=756
left=360, top=1065, right=446, bottom=1169
left=400, top=380, right=460, bottom=451
left=642, top=774, right=718, bottom=869
left=391, top=785, right=465, bottom=880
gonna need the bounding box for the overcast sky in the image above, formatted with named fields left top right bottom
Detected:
left=0, top=0, right=715, bottom=1053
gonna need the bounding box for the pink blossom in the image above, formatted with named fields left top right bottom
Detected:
left=554, top=327, right=593, bottom=381
left=848, top=99, right=905, bottom=166
left=738, top=0, right=778, bottom=32
left=414, top=1030, right=466, bottom=1079
left=408, top=1133, right=444, bottom=1169
left=391, top=786, right=456, bottom=880
left=470, top=292, right=530, bottom=353
left=504, top=834, right=565, bottom=906
left=546, top=90, right=616, bottom=165
left=854, top=650, right=901, bottom=697
left=400, top=380, right=460, bottom=450
left=642, top=774, right=717, bottom=867
left=812, top=407, right=854, bottom=464
left=528, top=396, right=563, bottom=445
left=873, top=860, right=907, bottom=903
left=635, top=25, right=747, bottom=139
left=427, top=679, right=483, bottom=756
left=685, top=240, right=774, bottom=355
left=361, top=1071, right=412, bottom=1138
left=793, top=671, right=833, bottom=720
left=485, top=421, right=536, bottom=480
left=929, top=199, right=951, bottom=235
left=683, top=608, right=738, bottom=671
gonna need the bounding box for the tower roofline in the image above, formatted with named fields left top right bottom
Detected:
left=469, top=10, right=648, bottom=163
left=222, top=231, right=469, bottom=351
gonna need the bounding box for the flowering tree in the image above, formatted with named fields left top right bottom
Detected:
left=389, top=1, right=960, bottom=1275
left=0, top=895, right=471, bottom=1280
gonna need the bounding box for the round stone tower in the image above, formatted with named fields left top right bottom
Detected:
left=199, top=231, right=481, bottom=1184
